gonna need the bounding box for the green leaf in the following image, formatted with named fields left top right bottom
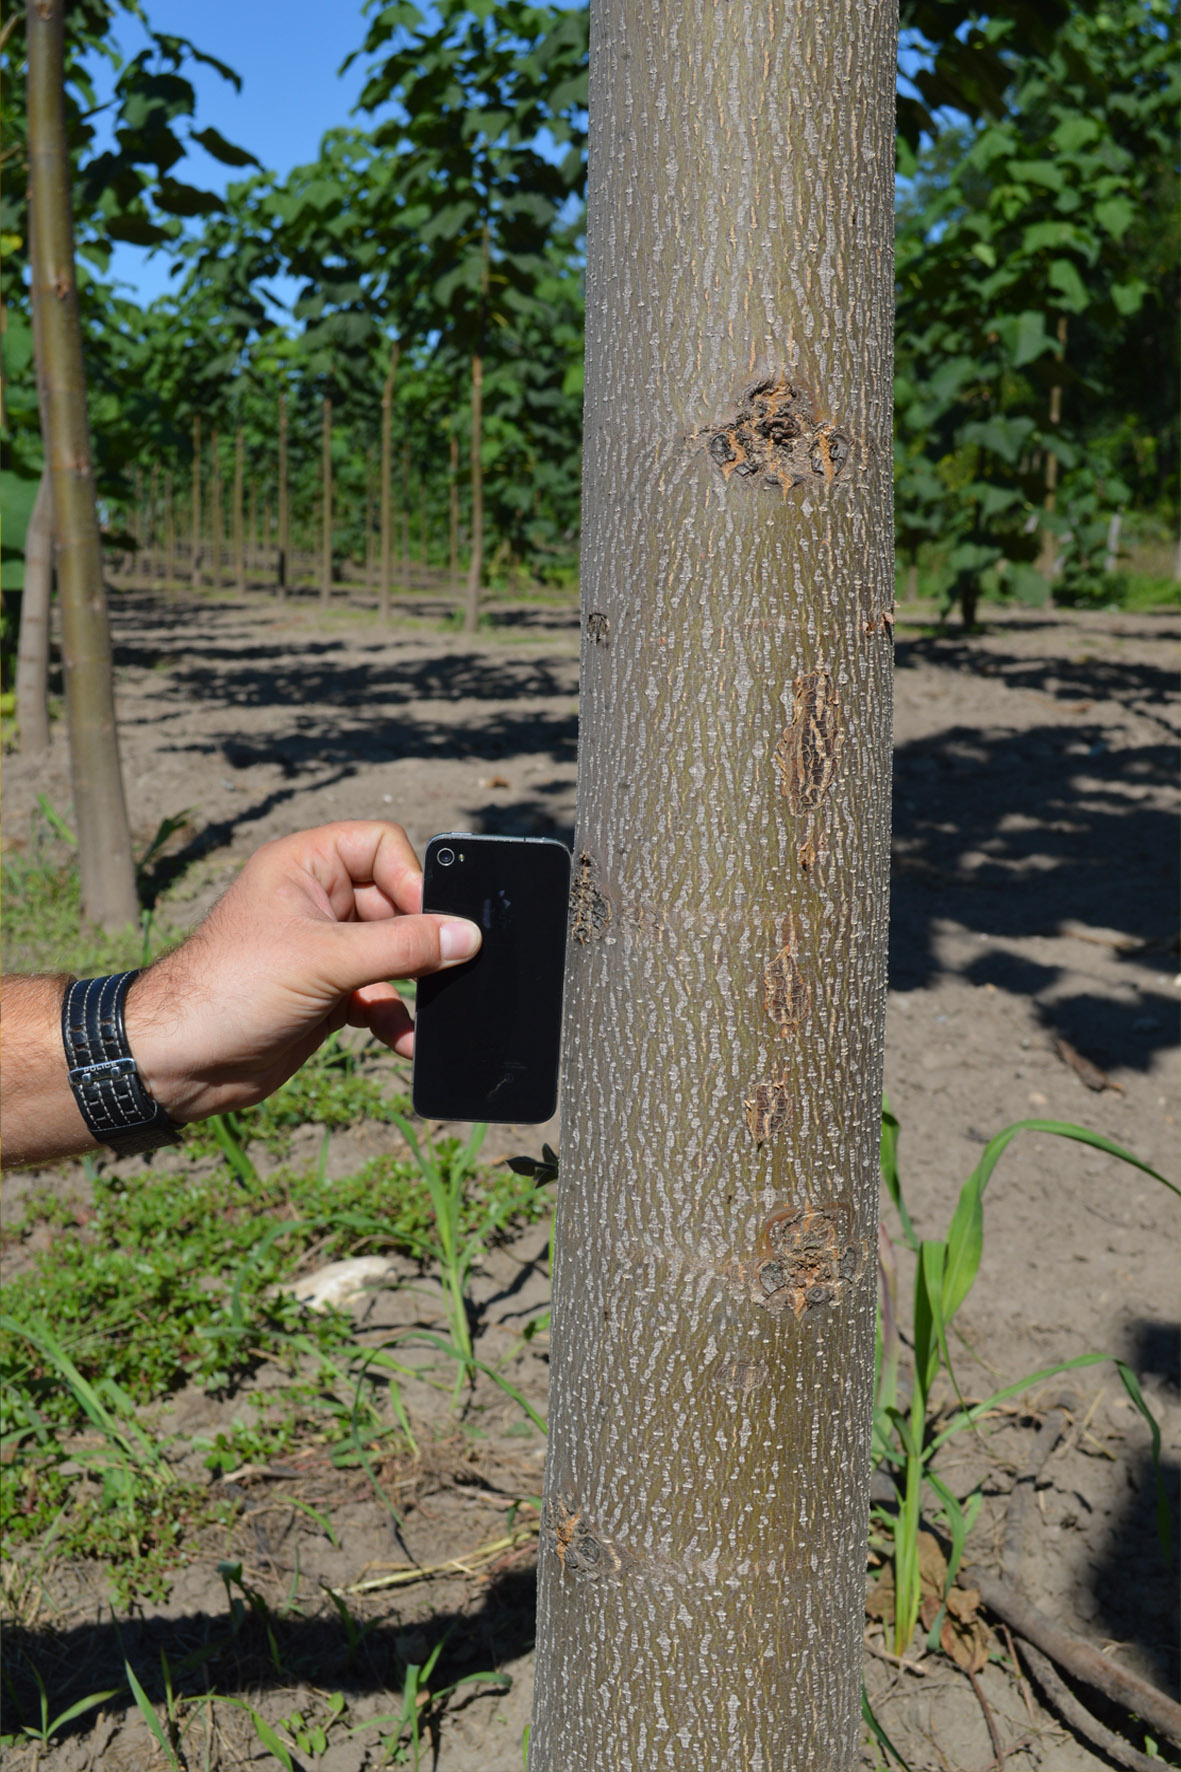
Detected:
left=1021, top=219, right=1081, bottom=253
left=1111, top=277, right=1148, bottom=315
left=1050, top=115, right=1100, bottom=153
left=1048, top=257, right=1089, bottom=312
left=1007, top=158, right=1065, bottom=191
left=1001, top=309, right=1054, bottom=368
left=862, top=1686, right=914, bottom=1769
left=190, top=126, right=261, bottom=170
left=1005, top=562, right=1051, bottom=606
left=124, top=1663, right=179, bottom=1769
left=1114, top=1361, right=1173, bottom=1567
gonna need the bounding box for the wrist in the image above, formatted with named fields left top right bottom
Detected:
left=123, top=959, right=200, bottom=1127
left=60, top=973, right=182, bottom=1156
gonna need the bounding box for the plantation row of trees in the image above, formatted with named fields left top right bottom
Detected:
left=2, top=0, right=1177, bottom=644
left=2, top=2, right=589, bottom=629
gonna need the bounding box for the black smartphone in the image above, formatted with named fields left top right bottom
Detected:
left=411, top=833, right=571, bottom=1124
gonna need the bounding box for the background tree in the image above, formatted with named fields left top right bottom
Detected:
left=26, top=0, right=138, bottom=928
left=530, top=0, right=896, bottom=1761
left=347, top=0, right=588, bottom=626
left=893, top=0, right=1178, bottom=620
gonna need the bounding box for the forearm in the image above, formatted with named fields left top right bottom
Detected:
left=1, top=974, right=96, bottom=1167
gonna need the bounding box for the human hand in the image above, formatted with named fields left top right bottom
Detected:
left=126, top=820, right=482, bottom=1125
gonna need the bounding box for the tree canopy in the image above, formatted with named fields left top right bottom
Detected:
left=1, top=0, right=1176, bottom=615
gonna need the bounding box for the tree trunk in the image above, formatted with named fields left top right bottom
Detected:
left=529, top=0, right=896, bottom=1764
left=379, top=340, right=399, bottom=621
left=248, top=474, right=258, bottom=579
left=233, top=425, right=246, bottom=595
left=148, top=462, right=159, bottom=585
left=209, top=431, right=223, bottom=590
left=133, top=465, right=144, bottom=584
left=277, top=389, right=288, bottom=598
left=449, top=421, right=460, bottom=589
left=163, top=468, right=175, bottom=595
left=905, top=555, right=918, bottom=602
left=16, top=469, right=53, bottom=757
left=1036, top=314, right=1068, bottom=581
left=364, top=452, right=375, bottom=597
left=26, top=0, right=138, bottom=930
left=400, top=438, right=411, bottom=591
left=1103, top=509, right=1122, bottom=576
left=321, top=394, right=333, bottom=602
left=463, top=353, right=483, bottom=631
left=190, top=414, right=202, bottom=588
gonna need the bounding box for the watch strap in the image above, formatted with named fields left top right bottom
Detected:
left=61, top=972, right=182, bottom=1157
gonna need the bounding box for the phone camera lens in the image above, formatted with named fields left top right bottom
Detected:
left=436, top=847, right=456, bottom=867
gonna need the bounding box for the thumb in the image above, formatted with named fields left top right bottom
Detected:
left=323, top=913, right=482, bottom=996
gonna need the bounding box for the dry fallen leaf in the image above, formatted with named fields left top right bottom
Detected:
left=479, top=774, right=511, bottom=789
left=1053, top=1034, right=1120, bottom=1092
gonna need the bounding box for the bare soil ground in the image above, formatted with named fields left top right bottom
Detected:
left=2, top=583, right=1178, bottom=1771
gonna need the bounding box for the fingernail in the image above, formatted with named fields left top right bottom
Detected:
left=440, top=919, right=481, bottom=961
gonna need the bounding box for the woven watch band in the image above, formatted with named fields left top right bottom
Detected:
left=61, top=972, right=182, bottom=1157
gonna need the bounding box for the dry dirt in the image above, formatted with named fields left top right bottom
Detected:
left=1, top=583, right=1178, bottom=1771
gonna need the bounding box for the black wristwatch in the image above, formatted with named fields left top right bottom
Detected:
left=61, top=972, right=182, bottom=1157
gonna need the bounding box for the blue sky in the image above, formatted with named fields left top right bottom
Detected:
left=88, top=0, right=378, bottom=306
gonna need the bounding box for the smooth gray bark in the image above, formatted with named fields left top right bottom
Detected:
left=531, top=1, right=896, bottom=1766
left=27, top=0, right=138, bottom=929
left=16, top=470, right=53, bottom=757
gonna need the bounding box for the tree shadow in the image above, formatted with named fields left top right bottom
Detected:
left=890, top=664, right=1179, bottom=1070
left=0, top=1566, right=538, bottom=1746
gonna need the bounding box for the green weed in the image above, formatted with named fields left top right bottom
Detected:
left=0, top=1660, right=118, bottom=1753
left=354, top=1631, right=510, bottom=1770
left=874, top=1106, right=1176, bottom=1655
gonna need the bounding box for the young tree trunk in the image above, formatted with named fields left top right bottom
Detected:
left=379, top=339, right=399, bottom=621
left=26, top=0, right=138, bottom=929
left=190, top=414, right=203, bottom=588
left=209, top=431, right=223, bottom=590
left=248, top=474, right=258, bottom=579
left=163, top=467, right=175, bottom=594
left=400, top=438, right=411, bottom=590
left=449, top=421, right=460, bottom=589
left=148, top=462, right=159, bottom=585
left=133, top=465, right=144, bottom=584
left=277, top=389, right=289, bottom=598
left=463, top=353, right=483, bottom=631
left=16, top=469, right=53, bottom=757
left=365, top=452, right=375, bottom=596
left=321, top=394, right=333, bottom=602
left=1036, top=314, right=1068, bottom=581
left=529, top=0, right=896, bottom=1764
left=233, top=425, right=246, bottom=595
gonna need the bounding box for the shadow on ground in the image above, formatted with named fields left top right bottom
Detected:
left=0, top=1565, right=538, bottom=1746
left=891, top=626, right=1178, bottom=1070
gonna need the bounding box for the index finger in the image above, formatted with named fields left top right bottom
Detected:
left=298, top=821, right=425, bottom=921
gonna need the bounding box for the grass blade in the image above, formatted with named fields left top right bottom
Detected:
left=124, top=1661, right=181, bottom=1770
left=862, top=1684, right=914, bottom=1769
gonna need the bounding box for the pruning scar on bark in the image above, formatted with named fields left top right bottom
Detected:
left=586, top=610, right=610, bottom=645
left=570, top=850, right=612, bottom=944
left=749, top=1201, right=864, bottom=1316
left=543, top=1498, right=623, bottom=1581
left=713, top=1355, right=769, bottom=1395
left=864, top=602, right=896, bottom=638
left=774, top=669, right=845, bottom=817
left=705, top=377, right=850, bottom=495
left=744, top=1077, right=792, bottom=1146
left=764, top=945, right=809, bottom=1038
